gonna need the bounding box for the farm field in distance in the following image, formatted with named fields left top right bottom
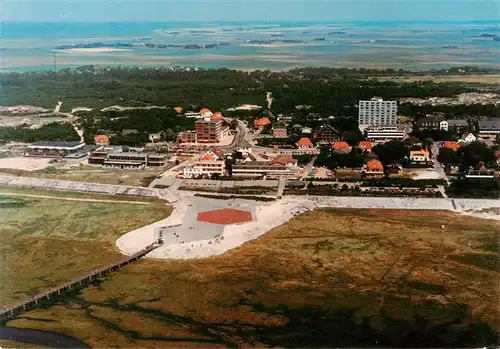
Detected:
left=0, top=189, right=171, bottom=306
left=0, top=166, right=164, bottom=187
left=5, top=208, right=499, bottom=348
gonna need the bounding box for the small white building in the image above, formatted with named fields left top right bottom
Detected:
left=459, top=132, right=476, bottom=144
left=439, top=120, right=449, bottom=131
left=301, top=127, right=313, bottom=134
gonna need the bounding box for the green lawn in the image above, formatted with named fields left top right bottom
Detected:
left=0, top=191, right=171, bottom=306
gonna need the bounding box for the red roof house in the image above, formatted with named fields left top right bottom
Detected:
left=359, top=141, right=373, bottom=152
left=296, top=137, right=314, bottom=149
left=254, top=117, right=272, bottom=130
left=441, top=141, right=458, bottom=151
left=270, top=155, right=298, bottom=166
left=199, top=108, right=213, bottom=117
left=210, top=112, right=224, bottom=121
left=332, top=141, right=351, bottom=153
left=366, top=159, right=384, bottom=174
left=94, top=134, right=109, bottom=146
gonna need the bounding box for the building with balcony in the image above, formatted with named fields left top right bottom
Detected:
left=26, top=141, right=86, bottom=157
left=88, top=149, right=167, bottom=169
left=358, top=97, right=398, bottom=129
left=478, top=119, right=500, bottom=140
left=195, top=118, right=229, bottom=143
left=232, top=161, right=296, bottom=179
left=177, top=131, right=198, bottom=143
left=365, top=125, right=409, bottom=140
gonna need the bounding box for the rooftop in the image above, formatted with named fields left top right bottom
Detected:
left=296, top=137, right=314, bottom=147
left=478, top=119, right=500, bottom=130
left=29, top=141, right=85, bottom=148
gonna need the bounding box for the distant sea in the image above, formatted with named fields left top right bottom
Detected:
left=1, top=21, right=499, bottom=72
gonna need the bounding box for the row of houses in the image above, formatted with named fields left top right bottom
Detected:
left=417, top=117, right=500, bottom=140
left=181, top=149, right=301, bottom=179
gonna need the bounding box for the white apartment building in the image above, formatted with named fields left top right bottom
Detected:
left=358, top=97, right=398, bottom=129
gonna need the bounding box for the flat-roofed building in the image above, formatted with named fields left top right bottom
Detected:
left=184, top=111, right=203, bottom=119
left=365, top=125, right=408, bottom=140
left=232, top=161, right=296, bottom=179
left=177, top=131, right=198, bottom=143
left=358, top=97, right=397, bottom=129
left=195, top=118, right=229, bottom=143
left=88, top=149, right=109, bottom=165
left=26, top=141, right=86, bottom=157
left=478, top=119, right=500, bottom=139
left=417, top=116, right=445, bottom=130
left=91, top=151, right=168, bottom=169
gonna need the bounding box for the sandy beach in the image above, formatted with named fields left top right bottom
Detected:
left=116, top=192, right=500, bottom=261
left=0, top=157, right=51, bottom=171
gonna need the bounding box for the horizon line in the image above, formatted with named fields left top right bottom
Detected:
left=3, top=19, right=500, bottom=24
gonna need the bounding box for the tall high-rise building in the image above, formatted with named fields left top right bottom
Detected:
left=358, top=97, right=398, bottom=129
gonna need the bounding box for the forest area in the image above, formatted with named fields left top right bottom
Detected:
left=2, top=66, right=499, bottom=117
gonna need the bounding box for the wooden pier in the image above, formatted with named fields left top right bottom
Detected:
left=0, top=243, right=160, bottom=323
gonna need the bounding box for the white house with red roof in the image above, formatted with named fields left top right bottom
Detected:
left=182, top=149, right=225, bottom=178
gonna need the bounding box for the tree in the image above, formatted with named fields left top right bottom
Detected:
left=342, top=130, right=364, bottom=146
left=423, top=137, right=434, bottom=150
left=495, top=134, right=500, bottom=146
left=293, top=154, right=313, bottom=165
left=457, top=141, right=496, bottom=170
left=437, top=147, right=460, bottom=165
left=372, top=140, right=407, bottom=167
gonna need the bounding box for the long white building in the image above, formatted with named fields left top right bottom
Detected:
left=365, top=125, right=409, bottom=140
left=358, top=97, right=398, bottom=130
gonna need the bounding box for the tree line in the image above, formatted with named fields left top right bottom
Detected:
left=0, top=123, right=79, bottom=144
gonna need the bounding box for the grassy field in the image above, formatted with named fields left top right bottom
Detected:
left=5, top=208, right=499, bottom=348
left=0, top=166, right=163, bottom=187
left=0, top=191, right=171, bottom=307
left=368, top=74, right=500, bottom=84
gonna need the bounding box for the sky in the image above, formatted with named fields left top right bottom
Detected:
left=1, top=0, right=499, bottom=22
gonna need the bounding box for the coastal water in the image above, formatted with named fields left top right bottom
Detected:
left=1, top=21, right=499, bottom=71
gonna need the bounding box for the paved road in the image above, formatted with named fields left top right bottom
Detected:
left=431, top=143, right=450, bottom=185
left=300, top=155, right=318, bottom=180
